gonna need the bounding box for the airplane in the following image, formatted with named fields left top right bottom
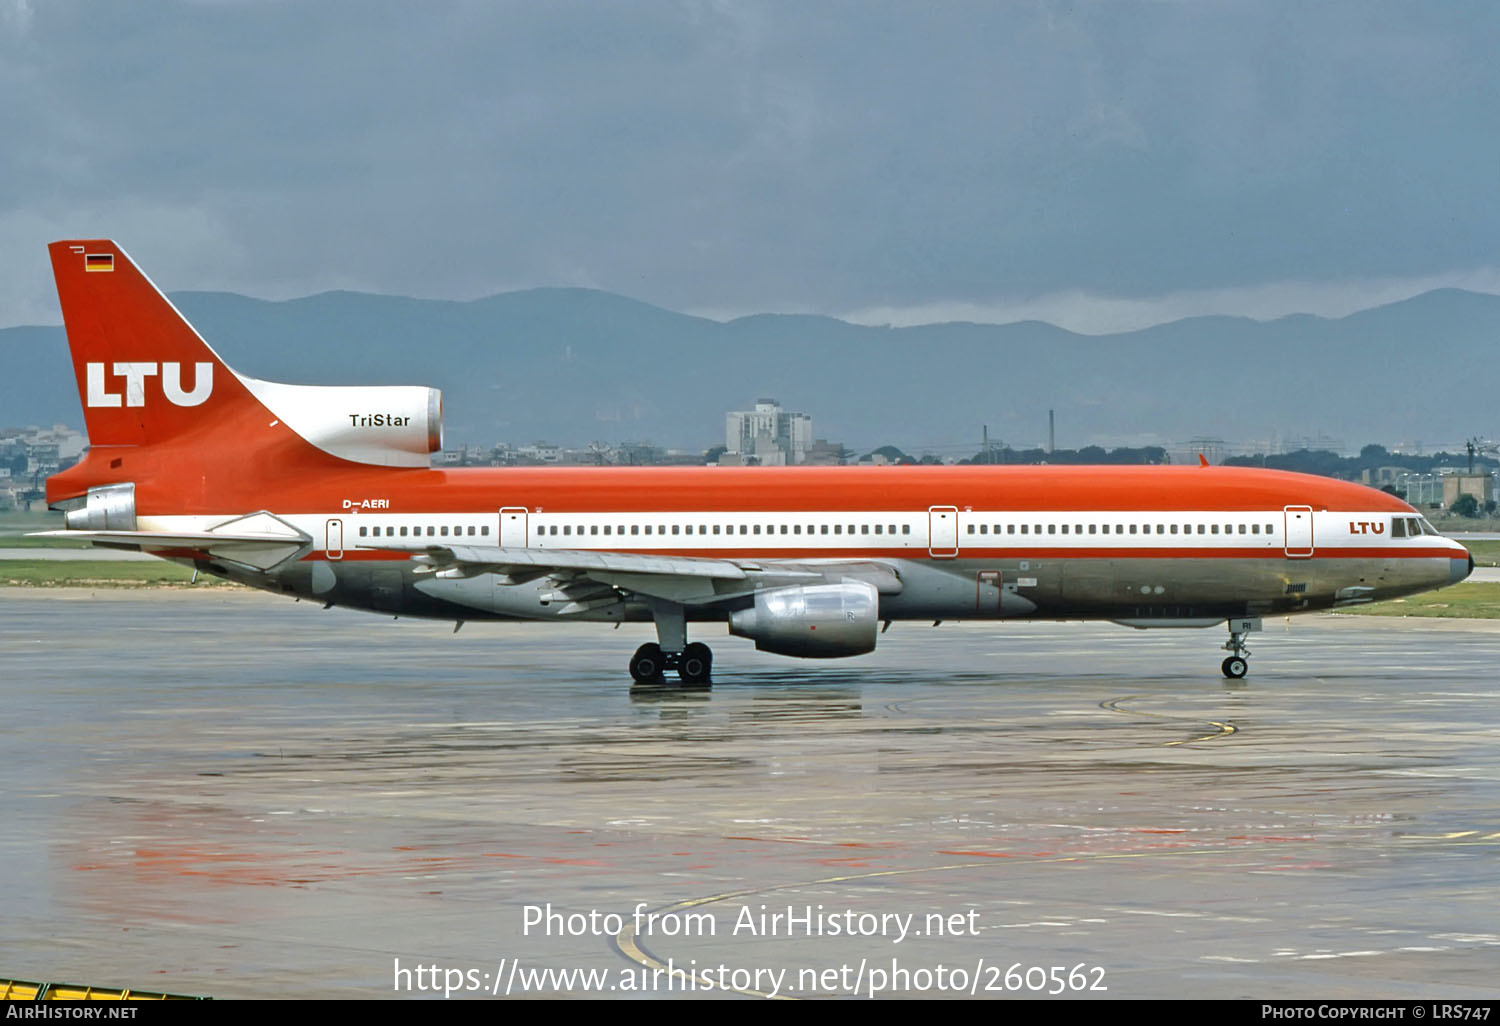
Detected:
left=35, top=240, right=1474, bottom=685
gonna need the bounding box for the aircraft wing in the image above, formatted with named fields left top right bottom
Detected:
left=386, top=542, right=902, bottom=607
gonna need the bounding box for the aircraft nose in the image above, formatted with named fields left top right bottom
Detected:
left=1453, top=551, right=1474, bottom=584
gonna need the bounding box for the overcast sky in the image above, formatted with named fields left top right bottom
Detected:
left=3, top=0, right=1498, bottom=333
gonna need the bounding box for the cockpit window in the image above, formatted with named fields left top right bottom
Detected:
left=1391, top=517, right=1407, bottom=539
left=1418, top=517, right=1438, bottom=536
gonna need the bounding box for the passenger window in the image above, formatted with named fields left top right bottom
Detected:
left=875, top=525, right=883, bottom=535
left=631, top=525, right=639, bottom=536
left=1129, top=525, right=1137, bottom=535
left=712, top=525, right=720, bottom=535
left=1211, top=524, right=1219, bottom=534
left=902, top=525, right=911, bottom=535
left=1251, top=524, right=1260, bottom=534
left=1021, top=525, right=1029, bottom=534
left=754, top=525, right=762, bottom=535
left=1170, top=525, right=1178, bottom=534
left=602, top=526, right=611, bottom=536
left=590, top=526, right=598, bottom=536
left=1060, top=525, right=1068, bottom=534
left=400, top=526, right=408, bottom=537
left=1238, top=524, right=1246, bottom=534
left=672, top=525, right=679, bottom=535
left=359, top=526, right=368, bottom=537
left=967, top=525, right=975, bottom=535
left=481, top=526, right=490, bottom=536
left=740, top=525, right=748, bottom=535
left=821, top=525, right=829, bottom=535
left=780, top=525, right=788, bottom=535
left=794, top=525, right=802, bottom=535
left=1008, top=525, right=1016, bottom=534
left=441, top=526, right=449, bottom=536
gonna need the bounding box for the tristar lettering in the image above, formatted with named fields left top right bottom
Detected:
left=349, top=413, right=412, bottom=427
left=86, top=361, right=213, bottom=408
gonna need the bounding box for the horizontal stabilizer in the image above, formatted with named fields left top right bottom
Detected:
left=30, top=513, right=311, bottom=572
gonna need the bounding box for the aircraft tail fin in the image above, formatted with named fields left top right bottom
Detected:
left=48, top=240, right=263, bottom=450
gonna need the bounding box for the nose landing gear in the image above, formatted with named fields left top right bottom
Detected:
left=1221, top=617, right=1261, bottom=679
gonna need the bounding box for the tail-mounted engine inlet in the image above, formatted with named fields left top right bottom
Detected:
left=63, top=482, right=137, bottom=531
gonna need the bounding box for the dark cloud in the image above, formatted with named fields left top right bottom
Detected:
left=2, top=0, right=1498, bottom=326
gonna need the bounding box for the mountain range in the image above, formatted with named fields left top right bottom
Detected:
left=3, top=287, right=1497, bottom=454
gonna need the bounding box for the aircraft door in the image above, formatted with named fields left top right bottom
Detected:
left=928, top=506, right=959, bottom=558
left=325, top=518, right=343, bottom=560
left=1284, top=505, right=1314, bottom=558
left=499, top=507, right=528, bottom=548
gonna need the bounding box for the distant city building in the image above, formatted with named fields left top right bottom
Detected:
left=0, top=424, right=87, bottom=510
left=1442, top=471, right=1493, bottom=509
left=724, top=398, right=814, bottom=466
left=1169, top=437, right=1227, bottom=466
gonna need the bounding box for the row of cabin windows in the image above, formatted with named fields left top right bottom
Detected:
left=965, top=522, right=1276, bottom=536
left=357, top=525, right=490, bottom=538
left=538, top=523, right=914, bottom=538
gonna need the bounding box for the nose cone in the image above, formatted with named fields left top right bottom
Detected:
left=1452, top=551, right=1474, bottom=585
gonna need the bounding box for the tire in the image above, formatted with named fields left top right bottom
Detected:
left=678, top=642, right=713, bottom=685
left=630, top=643, right=665, bottom=683
left=1221, top=655, right=1248, bottom=679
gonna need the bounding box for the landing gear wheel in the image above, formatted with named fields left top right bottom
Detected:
left=1221, top=655, right=1248, bottom=679
left=630, top=643, right=665, bottom=683
left=678, top=643, right=713, bottom=685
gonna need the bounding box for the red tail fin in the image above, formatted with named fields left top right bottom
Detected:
left=49, top=240, right=263, bottom=449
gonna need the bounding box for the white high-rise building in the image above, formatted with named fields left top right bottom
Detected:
left=725, top=398, right=813, bottom=465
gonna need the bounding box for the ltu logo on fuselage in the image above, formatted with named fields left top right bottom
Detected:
left=86, top=362, right=213, bottom=408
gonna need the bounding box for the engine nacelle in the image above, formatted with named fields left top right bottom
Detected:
left=728, top=581, right=879, bottom=658
left=239, top=377, right=443, bottom=468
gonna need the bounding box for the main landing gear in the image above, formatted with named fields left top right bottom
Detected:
left=629, top=642, right=713, bottom=686
left=1220, top=617, right=1261, bottom=679
left=630, top=601, right=713, bottom=686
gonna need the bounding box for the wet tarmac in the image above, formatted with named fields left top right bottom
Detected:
left=1, top=589, right=1498, bottom=1000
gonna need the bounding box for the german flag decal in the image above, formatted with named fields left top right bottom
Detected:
left=85, top=253, right=114, bottom=272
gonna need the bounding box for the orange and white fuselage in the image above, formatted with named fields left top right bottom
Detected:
left=39, top=241, right=1473, bottom=683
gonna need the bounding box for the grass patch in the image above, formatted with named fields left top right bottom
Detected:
left=1338, top=581, right=1500, bottom=618
left=0, top=534, right=95, bottom=549
left=0, top=559, right=235, bottom=588
left=1459, top=539, right=1500, bottom=567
